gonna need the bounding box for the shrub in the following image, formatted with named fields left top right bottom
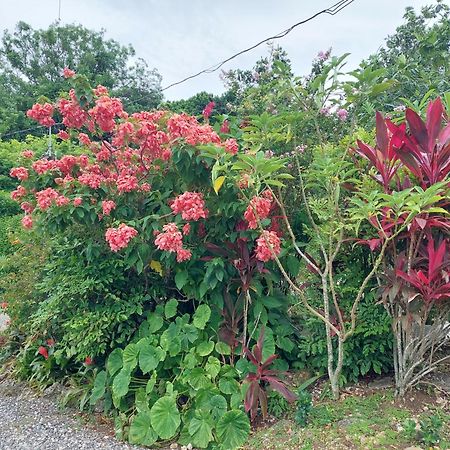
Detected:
left=89, top=303, right=251, bottom=448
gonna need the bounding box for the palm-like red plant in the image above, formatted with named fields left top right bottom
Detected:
left=396, top=235, right=450, bottom=304
left=395, top=98, right=450, bottom=188
left=243, top=328, right=296, bottom=421
left=354, top=112, right=404, bottom=192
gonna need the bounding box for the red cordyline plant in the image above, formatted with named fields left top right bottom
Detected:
left=356, top=97, right=450, bottom=396
left=243, top=327, right=296, bottom=421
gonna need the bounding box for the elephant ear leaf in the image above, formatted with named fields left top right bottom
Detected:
left=150, top=396, right=181, bottom=440
left=188, top=410, right=214, bottom=448
left=216, top=410, right=250, bottom=450
left=129, top=412, right=158, bottom=446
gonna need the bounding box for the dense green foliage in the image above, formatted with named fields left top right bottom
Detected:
left=1, top=2, right=449, bottom=448
left=0, top=22, right=162, bottom=136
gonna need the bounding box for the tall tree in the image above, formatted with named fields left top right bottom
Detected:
left=366, top=0, right=450, bottom=110
left=0, top=21, right=163, bottom=137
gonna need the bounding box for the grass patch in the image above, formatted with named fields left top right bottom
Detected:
left=244, top=388, right=450, bottom=450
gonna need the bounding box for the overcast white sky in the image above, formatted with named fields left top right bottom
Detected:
left=0, top=0, right=436, bottom=100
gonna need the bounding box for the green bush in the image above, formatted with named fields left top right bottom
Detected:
left=0, top=214, right=20, bottom=256
left=88, top=303, right=251, bottom=448
left=0, top=190, right=20, bottom=217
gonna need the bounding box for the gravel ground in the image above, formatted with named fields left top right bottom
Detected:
left=0, top=314, right=8, bottom=332
left=0, top=379, right=148, bottom=450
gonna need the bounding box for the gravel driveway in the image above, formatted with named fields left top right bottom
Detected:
left=0, top=379, right=148, bottom=450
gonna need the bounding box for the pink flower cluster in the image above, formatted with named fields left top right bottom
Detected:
left=20, top=202, right=34, bottom=213
left=117, top=173, right=138, bottom=193
left=35, top=188, right=59, bottom=210
left=223, top=138, right=239, bottom=155
left=102, top=200, right=116, bottom=215
left=105, top=223, right=138, bottom=252
left=171, top=192, right=207, bottom=221
left=244, top=193, right=273, bottom=229
left=21, top=215, right=33, bottom=229
left=154, top=223, right=192, bottom=262
left=10, top=167, right=29, bottom=181
left=167, top=113, right=221, bottom=146
left=21, top=150, right=34, bottom=159
left=202, top=101, right=215, bottom=119
left=58, top=90, right=88, bottom=129
left=337, top=108, right=348, bottom=121
left=255, top=230, right=281, bottom=262
left=220, top=120, right=230, bottom=134
left=89, top=96, right=124, bottom=132
left=63, top=67, right=75, bottom=78
left=26, top=103, right=55, bottom=127
left=58, top=130, right=70, bottom=140
left=34, top=188, right=70, bottom=210
left=32, top=159, right=57, bottom=175
left=11, top=186, right=26, bottom=201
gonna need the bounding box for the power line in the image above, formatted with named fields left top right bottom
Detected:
left=0, top=123, right=63, bottom=140
left=0, top=0, right=356, bottom=140
left=161, top=0, right=356, bottom=91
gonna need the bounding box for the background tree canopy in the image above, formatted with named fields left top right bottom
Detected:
left=0, top=21, right=163, bottom=136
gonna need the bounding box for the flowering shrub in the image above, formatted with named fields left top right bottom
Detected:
left=8, top=71, right=297, bottom=445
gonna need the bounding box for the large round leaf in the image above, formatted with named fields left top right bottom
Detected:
left=187, top=368, right=212, bottom=390
left=147, top=313, right=163, bottom=333
left=89, top=370, right=106, bottom=406
left=193, top=304, right=211, bottom=329
left=218, top=377, right=240, bottom=395
left=129, top=412, right=158, bottom=446
left=205, top=356, right=221, bottom=379
left=216, top=410, right=250, bottom=450
left=122, top=343, right=139, bottom=371
left=150, top=396, right=181, bottom=440
left=107, top=348, right=123, bottom=376
left=164, top=298, right=178, bottom=319
left=139, top=343, right=161, bottom=374
left=196, top=340, right=214, bottom=357
left=112, top=368, right=131, bottom=399
left=188, top=410, right=213, bottom=448
left=209, top=395, right=227, bottom=422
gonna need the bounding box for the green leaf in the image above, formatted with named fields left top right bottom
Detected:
left=165, top=298, right=178, bottom=319
left=260, top=326, right=275, bottom=361
left=205, top=356, right=221, bottom=379
left=209, top=395, right=227, bottom=421
left=112, top=368, right=131, bottom=399
left=89, top=370, right=106, bottom=405
left=160, top=328, right=181, bottom=356
left=193, top=304, right=211, bottom=329
left=189, top=410, right=214, bottom=448
left=187, top=368, right=212, bottom=390
left=146, top=371, right=157, bottom=394
left=175, top=271, right=189, bottom=290
left=196, top=340, right=214, bottom=356
left=107, top=349, right=123, bottom=376
left=122, top=343, right=139, bottom=371
left=215, top=341, right=231, bottom=355
left=216, top=410, right=250, bottom=450
left=147, top=313, right=163, bottom=333
left=150, top=396, right=181, bottom=440
left=129, top=412, right=158, bottom=446
left=139, top=342, right=161, bottom=374
left=218, top=377, right=240, bottom=395
left=135, top=388, right=150, bottom=413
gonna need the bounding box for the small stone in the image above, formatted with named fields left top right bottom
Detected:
left=170, top=444, right=179, bottom=449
